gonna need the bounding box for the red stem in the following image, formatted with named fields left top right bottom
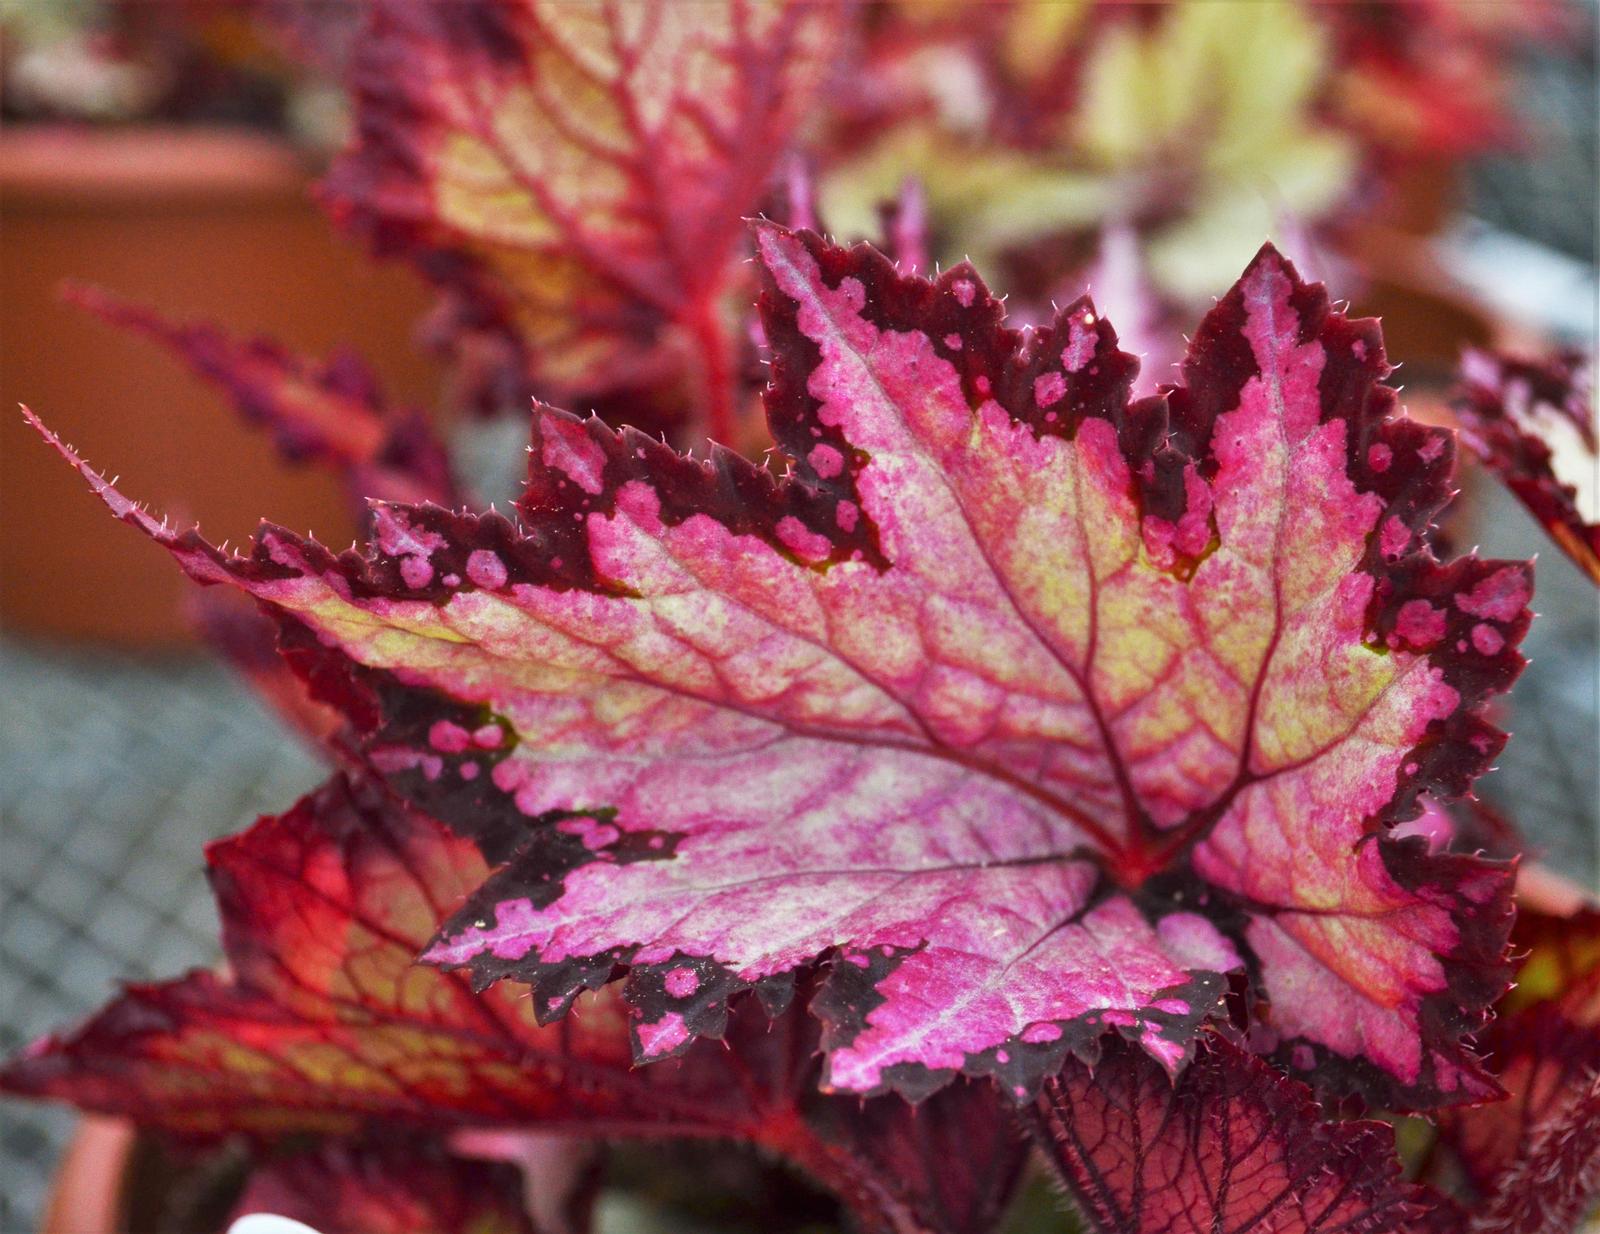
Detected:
left=687, top=294, right=736, bottom=446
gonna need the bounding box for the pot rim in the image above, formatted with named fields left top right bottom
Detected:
left=0, top=125, right=309, bottom=207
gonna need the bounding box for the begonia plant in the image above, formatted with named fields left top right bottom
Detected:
left=6, top=2, right=1598, bottom=1232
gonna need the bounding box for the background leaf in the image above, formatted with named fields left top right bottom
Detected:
left=1030, top=1034, right=1436, bottom=1234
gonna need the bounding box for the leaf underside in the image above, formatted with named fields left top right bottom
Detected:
left=1031, top=1033, right=1436, bottom=1234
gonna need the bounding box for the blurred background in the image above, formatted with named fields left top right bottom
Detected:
left=1, top=1, right=1596, bottom=1229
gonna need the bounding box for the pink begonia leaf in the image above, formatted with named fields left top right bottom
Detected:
left=64, top=282, right=456, bottom=508
left=229, top=1143, right=535, bottom=1234
left=1453, top=348, right=1598, bottom=585
left=26, top=228, right=1527, bottom=1109
left=1031, top=1033, right=1440, bottom=1234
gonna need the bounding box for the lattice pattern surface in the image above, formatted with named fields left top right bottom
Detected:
left=0, top=639, right=323, bottom=1230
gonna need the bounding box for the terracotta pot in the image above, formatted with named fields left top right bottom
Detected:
left=1376, top=156, right=1462, bottom=242
left=0, top=125, right=444, bottom=647
left=39, top=1116, right=136, bottom=1234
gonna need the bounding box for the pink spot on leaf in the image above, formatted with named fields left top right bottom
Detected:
left=400, top=556, right=434, bottom=589
left=1061, top=318, right=1095, bottom=373
left=776, top=515, right=831, bottom=562
left=1395, top=600, right=1445, bottom=647
left=1379, top=516, right=1410, bottom=560
left=557, top=816, right=620, bottom=850
left=466, top=550, right=508, bottom=590
left=808, top=443, right=844, bottom=479
left=539, top=416, right=607, bottom=494
left=1471, top=623, right=1505, bottom=655
left=370, top=747, right=442, bottom=782
left=635, top=1012, right=689, bottom=1058
left=664, top=966, right=700, bottom=999
left=428, top=721, right=471, bottom=754
left=1456, top=567, right=1530, bottom=621
left=372, top=506, right=446, bottom=559
left=1034, top=371, right=1067, bottom=408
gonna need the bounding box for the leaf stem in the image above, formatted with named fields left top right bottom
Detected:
left=687, top=293, right=737, bottom=446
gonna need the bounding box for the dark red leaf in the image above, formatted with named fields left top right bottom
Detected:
left=1438, top=907, right=1600, bottom=1213
left=23, top=231, right=1527, bottom=1112
left=1466, top=1071, right=1600, bottom=1234
left=1030, top=1033, right=1438, bottom=1234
